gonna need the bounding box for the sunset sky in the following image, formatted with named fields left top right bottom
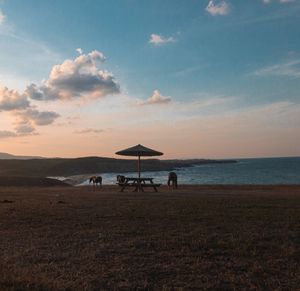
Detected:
left=0, top=0, right=300, bottom=159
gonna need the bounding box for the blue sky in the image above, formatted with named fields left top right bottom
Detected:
left=0, top=0, right=300, bottom=158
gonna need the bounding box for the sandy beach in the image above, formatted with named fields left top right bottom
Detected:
left=0, top=185, right=299, bottom=290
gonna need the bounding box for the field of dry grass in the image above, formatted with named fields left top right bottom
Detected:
left=0, top=185, right=299, bottom=290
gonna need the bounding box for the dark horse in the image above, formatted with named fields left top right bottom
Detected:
left=117, top=175, right=126, bottom=184
left=168, top=172, right=178, bottom=190
left=89, top=176, right=102, bottom=187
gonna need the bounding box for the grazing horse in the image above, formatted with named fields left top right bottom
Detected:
left=168, top=172, right=178, bottom=190
left=117, top=175, right=126, bottom=184
left=89, top=176, right=102, bottom=187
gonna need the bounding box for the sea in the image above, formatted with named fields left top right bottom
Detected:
left=77, top=157, right=300, bottom=185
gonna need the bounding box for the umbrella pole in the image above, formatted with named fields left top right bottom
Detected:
left=138, top=155, right=141, bottom=178
left=138, top=155, right=141, bottom=192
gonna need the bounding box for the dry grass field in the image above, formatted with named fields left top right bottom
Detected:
left=0, top=185, right=299, bottom=290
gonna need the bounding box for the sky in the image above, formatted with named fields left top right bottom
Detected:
left=0, top=0, right=300, bottom=159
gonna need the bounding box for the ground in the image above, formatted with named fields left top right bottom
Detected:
left=0, top=185, right=299, bottom=290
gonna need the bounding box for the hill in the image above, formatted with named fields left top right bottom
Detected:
left=0, top=152, right=44, bottom=160
left=0, top=156, right=236, bottom=177
left=0, top=176, right=69, bottom=187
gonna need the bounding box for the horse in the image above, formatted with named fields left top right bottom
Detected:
left=117, top=175, right=126, bottom=184
left=168, top=172, right=178, bottom=190
left=89, top=176, right=102, bottom=187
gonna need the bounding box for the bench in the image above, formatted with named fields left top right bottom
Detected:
left=117, top=182, right=137, bottom=192
left=117, top=179, right=161, bottom=192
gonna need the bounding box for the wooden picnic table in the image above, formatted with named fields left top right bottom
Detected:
left=117, top=177, right=161, bottom=192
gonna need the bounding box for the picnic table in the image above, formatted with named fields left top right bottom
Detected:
left=117, top=177, right=161, bottom=192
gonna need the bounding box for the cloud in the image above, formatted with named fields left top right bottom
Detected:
left=138, top=90, right=172, bottom=106
left=73, top=128, right=104, bottom=134
left=14, top=124, right=36, bottom=135
left=0, top=108, right=58, bottom=138
left=76, top=48, right=83, bottom=55
left=0, top=10, right=5, bottom=24
left=254, top=59, right=300, bottom=78
left=25, top=50, right=120, bottom=101
left=17, top=109, right=60, bottom=126
left=0, top=123, right=37, bottom=139
left=0, top=86, right=30, bottom=111
left=0, top=85, right=60, bottom=137
left=174, top=96, right=237, bottom=114
left=0, top=85, right=59, bottom=126
left=263, top=0, right=295, bottom=3
left=0, top=130, right=17, bottom=138
left=149, top=34, right=176, bottom=46
left=1, top=50, right=119, bottom=138
left=206, top=1, right=230, bottom=16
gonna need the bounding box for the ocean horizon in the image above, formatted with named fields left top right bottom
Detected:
left=72, top=156, right=300, bottom=186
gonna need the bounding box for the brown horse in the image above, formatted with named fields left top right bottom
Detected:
left=89, top=176, right=102, bottom=187
left=168, top=172, right=178, bottom=190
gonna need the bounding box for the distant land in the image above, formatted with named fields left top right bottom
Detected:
left=0, top=153, right=236, bottom=177
left=0, top=152, right=44, bottom=160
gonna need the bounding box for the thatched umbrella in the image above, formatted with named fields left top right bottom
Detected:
left=115, top=144, right=163, bottom=178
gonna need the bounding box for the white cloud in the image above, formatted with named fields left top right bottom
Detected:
left=254, top=59, right=300, bottom=78
left=149, top=34, right=176, bottom=46
left=1, top=50, right=119, bottom=139
left=0, top=86, right=30, bottom=111
left=0, top=85, right=60, bottom=125
left=0, top=85, right=60, bottom=137
left=0, top=10, right=5, bottom=24
left=138, top=90, right=172, bottom=106
left=206, top=0, right=230, bottom=16
left=26, top=50, right=120, bottom=101
left=76, top=48, right=83, bottom=55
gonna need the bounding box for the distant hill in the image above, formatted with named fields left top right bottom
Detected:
left=0, top=152, right=44, bottom=160
left=0, top=156, right=236, bottom=177
left=0, top=176, right=69, bottom=187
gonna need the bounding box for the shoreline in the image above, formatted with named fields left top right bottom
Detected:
left=1, top=174, right=300, bottom=187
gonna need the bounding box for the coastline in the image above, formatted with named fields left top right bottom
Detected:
left=0, top=157, right=236, bottom=177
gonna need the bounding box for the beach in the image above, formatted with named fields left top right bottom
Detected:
left=0, top=185, right=299, bottom=290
